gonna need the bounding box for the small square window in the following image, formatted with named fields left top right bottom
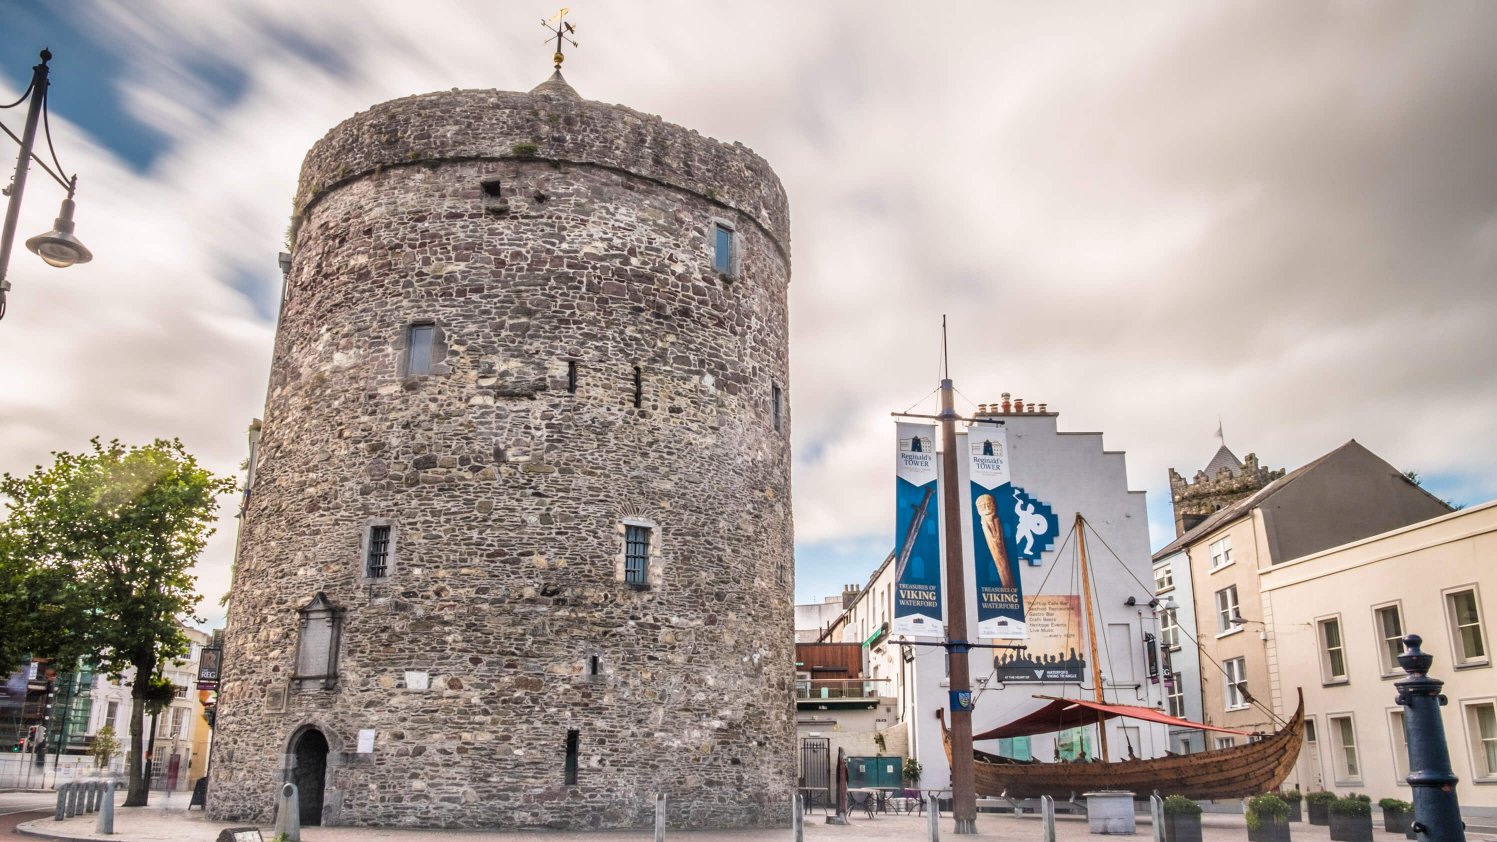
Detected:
left=713, top=223, right=734, bottom=275
left=624, top=524, right=651, bottom=589
left=1209, top=535, right=1233, bottom=569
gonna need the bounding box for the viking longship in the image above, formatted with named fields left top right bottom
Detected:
left=941, top=690, right=1304, bottom=800
left=941, top=512, right=1305, bottom=801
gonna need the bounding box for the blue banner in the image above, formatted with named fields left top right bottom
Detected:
left=969, top=425, right=1026, bottom=639
left=893, top=422, right=943, bottom=638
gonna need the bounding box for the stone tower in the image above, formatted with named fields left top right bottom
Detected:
left=209, top=71, right=795, bottom=830
left=1167, top=445, right=1283, bottom=536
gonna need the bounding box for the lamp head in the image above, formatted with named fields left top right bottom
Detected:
left=25, top=196, right=92, bottom=268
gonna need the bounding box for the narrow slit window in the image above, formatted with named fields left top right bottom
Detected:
left=567, top=360, right=578, bottom=394
left=564, top=729, right=580, bottom=785
left=713, top=223, right=734, bottom=274
left=624, top=524, right=651, bottom=588
left=366, top=524, right=391, bottom=578
left=772, top=383, right=783, bottom=432
left=588, top=655, right=601, bottom=676
left=633, top=366, right=643, bottom=408
left=407, top=323, right=435, bottom=376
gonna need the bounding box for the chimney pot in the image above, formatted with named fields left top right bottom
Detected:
left=1038, top=403, right=1048, bottom=413
left=1026, top=402, right=1035, bottom=413
left=1001, top=394, right=1012, bottom=413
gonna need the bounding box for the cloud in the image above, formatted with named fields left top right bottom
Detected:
left=2, top=1, right=1494, bottom=617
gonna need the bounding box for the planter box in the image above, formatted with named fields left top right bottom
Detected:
left=1329, top=813, right=1373, bottom=842
left=1287, top=802, right=1303, bottom=823
left=1165, top=813, right=1203, bottom=842
left=1308, top=802, right=1331, bottom=826
left=1248, top=818, right=1292, bottom=842
left=1381, top=808, right=1409, bottom=833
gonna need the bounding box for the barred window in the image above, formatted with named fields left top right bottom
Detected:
left=624, top=524, right=651, bottom=588
left=366, top=524, right=391, bottom=578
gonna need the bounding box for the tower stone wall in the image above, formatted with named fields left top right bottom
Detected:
left=209, top=79, right=795, bottom=830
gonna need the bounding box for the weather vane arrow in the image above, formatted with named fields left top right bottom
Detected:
left=542, top=8, right=578, bottom=70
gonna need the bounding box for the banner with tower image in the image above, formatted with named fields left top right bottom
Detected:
left=968, top=424, right=1027, bottom=638
left=893, top=422, right=943, bottom=638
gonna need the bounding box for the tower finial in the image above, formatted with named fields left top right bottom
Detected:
left=542, top=8, right=578, bottom=70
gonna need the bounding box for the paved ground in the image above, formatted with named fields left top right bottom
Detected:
left=4, top=791, right=1493, bottom=842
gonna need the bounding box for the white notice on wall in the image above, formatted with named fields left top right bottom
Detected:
left=357, top=729, right=376, bottom=754
left=404, top=670, right=430, bottom=691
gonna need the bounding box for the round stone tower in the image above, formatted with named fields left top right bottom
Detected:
left=209, top=72, right=794, bottom=830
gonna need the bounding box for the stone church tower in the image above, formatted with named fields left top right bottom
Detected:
left=209, top=71, right=795, bottom=830
left=1167, top=444, right=1284, bottom=536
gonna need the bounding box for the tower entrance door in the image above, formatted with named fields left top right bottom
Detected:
left=292, top=728, right=329, bottom=826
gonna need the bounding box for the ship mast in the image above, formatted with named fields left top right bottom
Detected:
left=1075, top=512, right=1110, bottom=762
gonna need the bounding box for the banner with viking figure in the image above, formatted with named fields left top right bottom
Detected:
left=968, top=424, right=1026, bottom=639
left=893, top=422, right=943, bottom=638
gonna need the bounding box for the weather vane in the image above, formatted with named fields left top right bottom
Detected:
left=542, top=8, right=578, bottom=70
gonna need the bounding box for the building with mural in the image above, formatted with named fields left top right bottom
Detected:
left=804, top=395, right=1169, bottom=794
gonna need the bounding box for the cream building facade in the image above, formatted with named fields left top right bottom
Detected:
left=1262, top=500, right=1497, bottom=821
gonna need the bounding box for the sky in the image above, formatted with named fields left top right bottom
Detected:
left=2, top=1, right=1495, bottom=629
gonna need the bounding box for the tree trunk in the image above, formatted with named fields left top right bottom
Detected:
left=123, top=667, right=150, bottom=807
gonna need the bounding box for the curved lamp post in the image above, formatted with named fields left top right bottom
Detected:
left=1, top=48, right=91, bottom=320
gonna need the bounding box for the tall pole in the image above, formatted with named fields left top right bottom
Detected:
left=937, top=324, right=977, bottom=833
left=1075, top=514, right=1109, bottom=762
left=0, top=51, right=49, bottom=297
left=1395, top=634, right=1465, bottom=842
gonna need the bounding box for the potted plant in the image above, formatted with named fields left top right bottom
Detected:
left=1329, top=796, right=1374, bottom=842
left=1280, top=789, right=1302, bottom=823
left=1163, top=795, right=1203, bottom=842
left=901, top=757, right=922, bottom=798
left=1378, top=798, right=1413, bottom=834
left=1247, top=794, right=1292, bottom=842
left=1306, top=791, right=1337, bottom=826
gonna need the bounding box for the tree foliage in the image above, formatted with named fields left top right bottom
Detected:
left=0, top=438, right=233, bottom=804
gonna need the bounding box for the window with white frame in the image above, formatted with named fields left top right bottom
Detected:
left=1465, top=700, right=1497, bottom=781
left=1388, top=709, right=1410, bottom=783
left=104, top=701, right=119, bottom=729
left=1160, top=608, right=1180, bottom=649
left=1154, top=564, right=1174, bottom=593
left=1223, top=657, right=1249, bottom=710
left=171, top=707, right=188, bottom=738
left=1330, top=714, right=1361, bottom=782
left=1445, top=587, right=1488, bottom=665
left=1209, top=535, right=1234, bottom=569
left=1215, top=736, right=1235, bottom=750
left=1167, top=678, right=1185, bottom=718
left=1216, top=585, right=1240, bottom=633
left=1319, top=616, right=1348, bottom=682
left=1374, top=603, right=1405, bottom=675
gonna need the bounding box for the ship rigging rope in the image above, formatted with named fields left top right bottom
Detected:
left=1, top=79, right=36, bottom=109
left=1079, top=519, right=1288, bottom=729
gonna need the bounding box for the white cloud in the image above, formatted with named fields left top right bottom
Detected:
left=2, top=1, right=1494, bottom=621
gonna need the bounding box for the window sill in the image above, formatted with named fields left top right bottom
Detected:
left=1333, top=779, right=1363, bottom=788
left=1452, top=659, right=1491, bottom=671
left=1225, top=705, right=1251, bottom=712
left=1210, top=561, right=1236, bottom=574
left=1216, top=627, right=1245, bottom=639
left=1471, top=777, right=1497, bottom=785
left=1322, top=678, right=1350, bottom=687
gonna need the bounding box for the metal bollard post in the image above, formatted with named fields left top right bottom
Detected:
left=53, top=783, right=69, bottom=821
left=65, top=782, right=81, bottom=817
left=273, top=782, right=301, bottom=842
left=654, top=792, right=667, bottom=842
left=1396, top=634, right=1467, bottom=842
left=1042, top=795, right=1057, bottom=842
left=96, top=780, right=115, bottom=834
left=928, top=793, right=940, bottom=842
left=792, top=793, right=804, bottom=842
left=1150, top=795, right=1165, bottom=842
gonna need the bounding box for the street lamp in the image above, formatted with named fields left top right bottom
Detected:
left=1, top=48, right=91, bottom=320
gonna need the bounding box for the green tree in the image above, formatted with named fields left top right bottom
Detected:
left=89, top=724, right=119, bottom=769
left=0, top=438, right=232, bottom=806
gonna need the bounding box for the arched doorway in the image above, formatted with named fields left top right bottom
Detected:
left=291, top=728, right=329, bottom=826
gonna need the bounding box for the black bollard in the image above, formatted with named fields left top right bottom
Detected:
left=1395, top=634, right=1465, bottom=842
left=53, top=784, right=68, bottom=821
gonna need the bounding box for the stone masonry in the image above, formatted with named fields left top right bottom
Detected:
left=209, top=73, right=795, bottom=830
left=1167, top=451, right=1284, bottom=536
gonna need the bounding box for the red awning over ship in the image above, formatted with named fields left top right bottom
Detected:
left=973, top=696, right=1261, bottom=741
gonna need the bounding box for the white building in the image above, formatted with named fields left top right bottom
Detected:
left=808, top=399, right=1169, bottom=792
left=1262, top=500, right=1496, bottom=823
